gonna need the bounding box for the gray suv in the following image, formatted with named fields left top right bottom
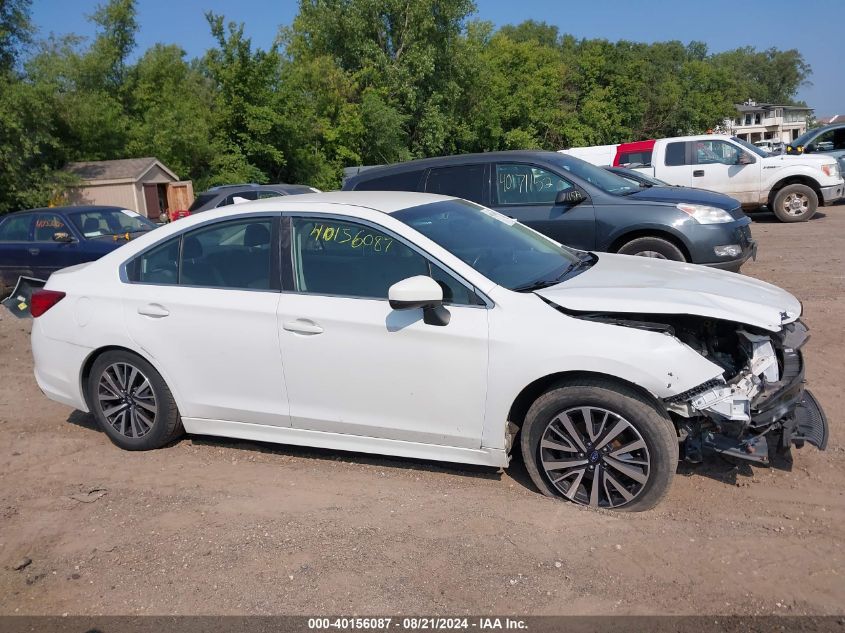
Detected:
left=787, top=124, right=845, bottom=175
left=342, top=151, right=756, bottom=271
left=189, top=183, right=320, bottom=214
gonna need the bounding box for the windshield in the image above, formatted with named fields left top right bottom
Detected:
left=549, top=154, right=639, bottom=195
left=70, top=208, right=156, bottom=238
left=731, top=136, right=769, bottom=158
left=393, top=199, right=590, bottom=291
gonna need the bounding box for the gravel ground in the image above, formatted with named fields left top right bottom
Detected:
left=0, top=203, right=843, bottom=616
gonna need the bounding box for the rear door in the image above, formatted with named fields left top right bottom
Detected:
left=121, top=214, right=290, bottom=427
left=490, top=162, right=596, bottom=250
left=654, top=141, right=693, bottom=187
left=0, top=213, right=35, bottom=287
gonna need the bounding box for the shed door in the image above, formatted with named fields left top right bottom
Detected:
left=143, top=184, right=161, bottom=220
left=167, top=181, right=194, bottom=213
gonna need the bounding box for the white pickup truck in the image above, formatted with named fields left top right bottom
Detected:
left=633, top=135, right=844, bottom=222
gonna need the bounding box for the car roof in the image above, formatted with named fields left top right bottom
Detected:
left=345, top=150, right=568, bottom=182
left=203, top=183, right=314, bottom=194
left=3, top=205, right=128, bottom=216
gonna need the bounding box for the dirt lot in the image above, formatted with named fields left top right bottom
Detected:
left=1, top=204, right=843, bottom=616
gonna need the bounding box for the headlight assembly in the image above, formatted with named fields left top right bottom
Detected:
left=676, top=203, right=735, bottom=224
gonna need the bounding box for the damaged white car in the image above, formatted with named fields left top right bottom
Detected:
left=30, top=192, right=827, bottom=511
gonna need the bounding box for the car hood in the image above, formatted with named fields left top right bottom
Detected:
left=534, top=253, right=800, bottom=331
left=762, top=153, right=837, bottom=168
left=626, top=186, right=742, bottom=214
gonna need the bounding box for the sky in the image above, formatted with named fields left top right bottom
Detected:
left=29, top=0, right=845, bottom=116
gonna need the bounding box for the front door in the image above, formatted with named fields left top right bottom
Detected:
left=121, top=215, right=290, bottom=427
left=688, top=139, right=760, bottom=205
left=31, top=212, right=84, bottom=279
left=491, top=162, right=597, bottom=250
left=277, top=215, right=489, bottom=448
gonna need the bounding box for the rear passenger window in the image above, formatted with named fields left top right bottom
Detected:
left=130, top=237, right=179, bottom=285
left=181, top=219, right=272, bottom=289
left=0, top=215, right=32, bottom=241
left=127, top=219, right=273, bottom=289
left=665, top=142, right=687, bottom=166
left=354, top=171, right=424, bottom=192
left=291, top=218, right=477, bottom=305
left=425, top=165, right=486, bottom=203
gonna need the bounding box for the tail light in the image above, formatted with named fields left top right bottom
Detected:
left=31, top=290, right=66, bottom=318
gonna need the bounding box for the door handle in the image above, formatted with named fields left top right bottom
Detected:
left=28, top=248, right=40, bottom=256
left=283, top=319, right=324, bottom=335
left=693, top=170, right=704, bottom=177
left=137, top=303, right=170, bottom=318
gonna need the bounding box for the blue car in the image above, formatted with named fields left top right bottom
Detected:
left=0, top=205, right=157, bottom=294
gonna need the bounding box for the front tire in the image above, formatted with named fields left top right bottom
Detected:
left=520, top=379, right=678, bottom=511
left=772, top=184, right=817, bottom=222
left=617, top=236, right=686, bottom=262
left=87, top=350, right=183, bottom=450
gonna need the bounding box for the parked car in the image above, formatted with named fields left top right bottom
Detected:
left=604, top=166, right=671, bottom=188
left=787, top=123, right=845, bottom=175
left=629, top=135, right=843, bottom=222
left=342, top=151, right=756, bottom=271
left=30, top=192, right=827, bottom=511
left=188, top=183, right=320, bottom=214
left=754, top=139, right=785, bottom=155
left=0, top=205, right=157, bottom=295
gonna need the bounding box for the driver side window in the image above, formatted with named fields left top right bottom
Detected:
left=693, top=140, right=740, bottom=165
left=495, top=164, right=572, bottom=205
left=290, top=217, right=479, bottom=305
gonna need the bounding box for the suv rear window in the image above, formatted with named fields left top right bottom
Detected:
left=425, top=164, right=486, bottom=203
left=353, top=170, right=424, bottom=192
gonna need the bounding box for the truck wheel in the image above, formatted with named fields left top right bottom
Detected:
left=617, top=236, right=686, bottom=262
left=772, top=184, right=817, bottom=222
left=520, top=378, right=679, bottom=511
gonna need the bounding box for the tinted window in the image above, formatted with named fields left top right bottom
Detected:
left=221, top=191, right=259, bottom=206
left=0, top=215, right=32, bottom=241
left=181, top=219, right=272, bottom=289
left=354, top=170, right=423, bottom=192
left=189, top=193, right=217, bottom=212
left=130, top=237, right=179, bottom=285
left=665, top=142, right=686, bottom=166
left=33, top=214, right=69, bottom=241
left=291, top=217, right=476, bottom=304
left=425, top=164, right=486, bottom=202
left=618, top=151, right=652, bottom=166
left=495, top=164, right=571, bottom=205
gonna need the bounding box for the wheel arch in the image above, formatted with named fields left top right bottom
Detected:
left=607, top=228, right=692, bottom=261
left=767, top=176, right=822, bottom=208
left=506, top=370, right=668, bottom=438
left=79, top=345, right=175, bottom=413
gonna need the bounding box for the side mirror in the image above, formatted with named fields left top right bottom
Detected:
left=52, top=231, right=74, bottom=243
left=388, top=275, right=450, bottom=326
left=736, top=152, right=754, bottom=165
left=555, top=188, right=586, bottom=206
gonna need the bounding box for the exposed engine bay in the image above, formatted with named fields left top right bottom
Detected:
left=565, top=310, right=829, bottom=467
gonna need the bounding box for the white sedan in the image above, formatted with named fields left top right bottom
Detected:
left=30, top=192, right=827, bottom=511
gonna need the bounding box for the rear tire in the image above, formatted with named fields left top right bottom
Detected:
left=87, top=350, right=183, bottom=450
left=772, top=184, right=817, bottom=222
left=520, top=378, right=678, bottom=512
left=617, top=236, right=686, bottom=262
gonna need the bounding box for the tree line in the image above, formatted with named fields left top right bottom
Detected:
left=0, top=0, right=812, bottom=213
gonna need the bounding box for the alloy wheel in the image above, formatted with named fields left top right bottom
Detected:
left=782, top=192, right=809, bottom=216
left=97, top=362, right=158, bottom=438
left=539, top=406, right=651, bottom=508
left=635, top=251, right=667, bottom=259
